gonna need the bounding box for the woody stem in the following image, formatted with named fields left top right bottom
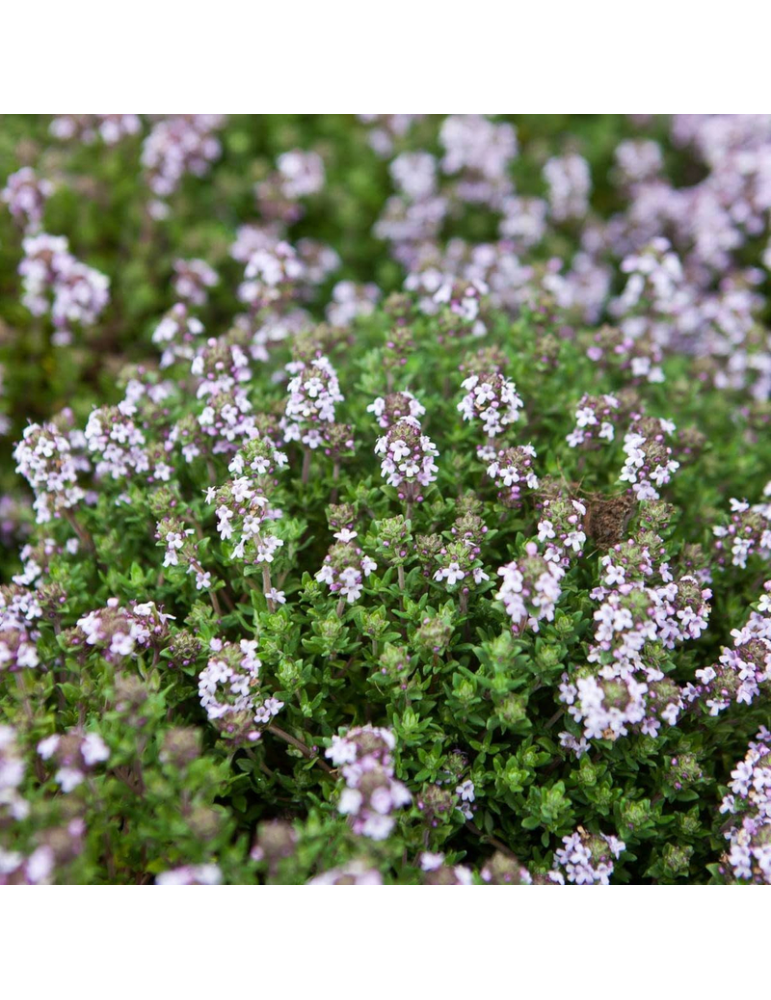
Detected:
left=267, top=724, right=334, bottom=774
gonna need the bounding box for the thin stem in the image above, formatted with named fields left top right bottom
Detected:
left=15, top=672, right=34, bottom=724
left=465, top=820, right=520, bottom=862
left=16, top=674, right=46, bottom=780
left=63, top=510, right=95, bottom=554
left=397, top=565, right=405, bottom=591
left=188, top=525, right=235, bottom=613
left=336, top=598, right=345, bottom=618
left=132, top=736, right=147, bottom=796
left=88, top=777, right=116, bottom=880
left=64, top=510, right=107, bottom=574
left=301, top=448, right=312, bottom=485
left=262, top=564, right=275, bottom=612
left=218, top=586, right=235, bottom=612
left=209, top=587, right=222, bottom=618
left=267, top=724, right=334, bottom=774
left=545, top=707, right=564, bottom=729
left=245, top=746, right=275, bottom=779
left=331, top=461, right=340, bottom=503
left=52, top=621, right=67, bottom=711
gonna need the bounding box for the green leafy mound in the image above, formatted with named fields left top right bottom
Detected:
left=3, top=299, right=769, bottom=884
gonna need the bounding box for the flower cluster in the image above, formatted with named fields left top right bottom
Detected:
left=172, top=258, right=218, bottom=306
left=432, top=508, right=490, bottom=598
left=390, top=151, right=437, bottom=201
left=440, top=114, right=517, bottom=208
left=619, top=416, right=680, bottom=500
left=486, top=444, right=539, bottom=506
left=696, top=584, right=771, bottom=713
left=613, top=138, right=663, bottom=187
left=433, top=278, right=489, bottom=336
left=718, top=729, right=771, bottom=884
left=713, top=496, right=771, bottom=568
left=73, top=598, right=173, bottom=663
left=0, top=725, right=29, bottom=822
left=141, top=115, right=224, bottom=212
left=283, top=355, right=344, bottom=450
left=581, top=325, right=665, bottom=385
left=358, top=114, right=423, bottom=157
left=537, top=494, right=587, bottom=565
left=296, top=238, right=340, bottom=286
left=19, top=233, right=109, bottom=344
left=192, top=336, right=253, bottom=396
left=155, top=864, right=223, bottom=886
left=239, top=240, right=306, bottom=313
left=308, top=861, right=382, bottom=885
left=184, top=338, right=257, bottom=457
left=549, top=827, right=625, bottom=884
left=325, top=280, right=381, bottom=328
left=610, top=239, right=687, bottom=346
left=497, top=542, right=564, bottom=632
left=415, top=778, right=470, bottom=827
left=562, top=670, right=664, bottom=743
left=1, top=167, right=53, bottom=232
left=255, top=151, right=325, bottom=224
left=566, top=393, right=621, bottom=449
left=13, top=421, right=86, bottom=524
left=543, top=154, right=592, bottom=222
left=13, top=536, right=64, bottom=588
left=375, top=416, right=439, bottom=507
left=457, top=371, right=523, bottom=441
left=420, top=851, right=473, bottom=885
left=85, top=391, right=173, bottom=484
left=367, top=391, right=425, bottom=429
left=197, top=638, right=283, bottom=744
left=227, top=435, right=288, bottom=479
left=156, top=516, right=212, bottom=592
left=276, top=149, right=325, bottom=199
left=37, top=730, right=110, bottom=792
left=152, top=302, right=205, bottom=369
left=316, top=531, right=376, bottom=606
left=50, top=114, right=141, bottom=146
left=480, top=851, right=534, bottom=885
left=208, top=471, right=283, bottom=567
left=560, top=523, right=712, bottom=743
left=0, top=586, right=42, bottom=672
left=0, top=817, right=85, bottom=885
left=326, top=725, right=411, bottom=840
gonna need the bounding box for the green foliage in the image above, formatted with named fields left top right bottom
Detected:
left=1, top=115, right=770, bottom=884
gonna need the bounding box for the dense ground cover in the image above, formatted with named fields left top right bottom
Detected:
left=1, top=114, right=770, bottom=885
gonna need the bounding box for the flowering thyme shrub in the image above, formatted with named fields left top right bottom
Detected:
left=1, top=115, right=771, bottom=884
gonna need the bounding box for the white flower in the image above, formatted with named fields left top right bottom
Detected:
left=81, top=733, right=110, bottom=766
left=37, top=735, right=60, bottom=760
left=55, top=767, right=84, bottom=792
